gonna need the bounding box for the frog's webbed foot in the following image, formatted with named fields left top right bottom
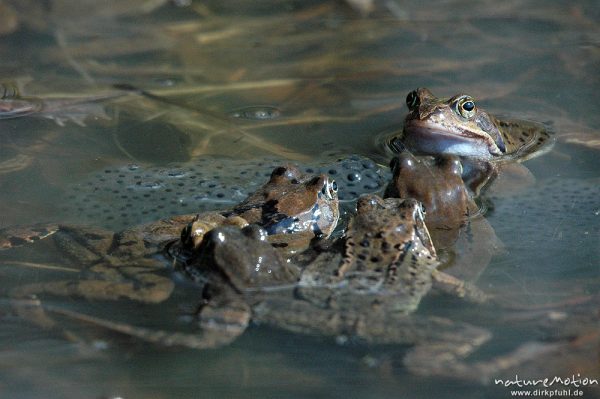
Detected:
left=432, top=270, right=489, bottom=304
left=0, top=223, right=117, bottom=262
left=11, top=298, right=244, bottom=350
left=404, top=340, right=561, bottom=384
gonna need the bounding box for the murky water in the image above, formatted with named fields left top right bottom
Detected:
left=0, top=1, right=598, bottom=398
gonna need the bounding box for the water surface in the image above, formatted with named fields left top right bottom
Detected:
left=0, top=1, right=598, bottom=398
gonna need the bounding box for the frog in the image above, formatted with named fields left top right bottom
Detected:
left=393, top=88, right=554, bottom=162
left=185, top=194, right=551, bottom=382
left=173, top=164, right=339, bottom=257
left=0, top=165, right=339, bottom=339
left=384, top=151, right=478, bottom=230
left=383, top=150, right=502, bottom=282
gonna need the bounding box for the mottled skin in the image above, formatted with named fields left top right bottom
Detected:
left=296, top=195, right=440, bottom=314
left=189, top=195, right=542, bottom=381
left=398, top=88, right=553, bottom=161
left=189, top=195, right=445, bottom=335
left=177, top=164, right=339, bottom=254
left=0, top=165, right=339, bottom=339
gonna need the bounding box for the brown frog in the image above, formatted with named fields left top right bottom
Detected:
left=188, top=194, right=549, bottom=382
left=0, top=165, right=338, bottom=341
left=384, top=151, right=478, bottom=229
left=384, top=150, right=502, bottom=282
left=395, top=88, right=553, bottom=162
left=176, top=164, right=339, bottom=255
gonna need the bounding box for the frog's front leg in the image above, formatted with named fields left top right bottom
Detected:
left=194, top=284, right=251, bottom=348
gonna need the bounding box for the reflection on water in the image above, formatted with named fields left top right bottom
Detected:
left=0, top=1, right=598, bottom=398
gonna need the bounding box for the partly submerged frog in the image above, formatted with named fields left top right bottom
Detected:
left=186, top=194, right=548, bottom=382
left=383, top=150, right=501, bottom=281
left=385, top=151, right=478, bottom=229
left=0, top=165, right=339, bottom=339
left=393, top=88, right=553, bottom=161
left=175, top=164, right=339, bottom=255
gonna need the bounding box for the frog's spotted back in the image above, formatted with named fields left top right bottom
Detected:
left=493, top=117, right=554, bottom=162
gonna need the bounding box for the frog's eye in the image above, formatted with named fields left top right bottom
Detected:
left=455, top=96, right=476, bottom=119
left=406, top=90, right=420, bottom=111
left=321, top=179, right=337, bottom=199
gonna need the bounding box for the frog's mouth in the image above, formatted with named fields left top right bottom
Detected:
left=402, top=119, right=502, bottom=159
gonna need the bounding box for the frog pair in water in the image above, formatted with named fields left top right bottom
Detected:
left=0, top=88, right=554, bottom=381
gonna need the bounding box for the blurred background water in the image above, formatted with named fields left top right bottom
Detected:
left=0, top=1, right=598, bottom=398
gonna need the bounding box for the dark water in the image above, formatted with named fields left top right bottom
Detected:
left=0, top=1, right=599, bottom=398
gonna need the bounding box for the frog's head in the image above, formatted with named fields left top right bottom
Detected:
left=234, top=165, right=340, bottom=238
left=402, top=88, right=506, bottom=159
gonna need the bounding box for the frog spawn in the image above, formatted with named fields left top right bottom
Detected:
left=60, top=155, right=389, bottom=230
left=488, top=177, right=600, bottom=271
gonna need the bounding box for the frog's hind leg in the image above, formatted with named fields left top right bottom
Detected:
left=404, top=337, right=560, bottom=384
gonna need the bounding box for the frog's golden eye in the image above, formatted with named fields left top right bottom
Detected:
left=406, top=90, right=420, bottom=111
left=455, top=96, right=476, bottom=119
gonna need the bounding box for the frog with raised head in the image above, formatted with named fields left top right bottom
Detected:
left=395, top=88, right=553, bottom=161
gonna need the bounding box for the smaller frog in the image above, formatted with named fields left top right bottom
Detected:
left=383, top=151, right=502, bottom=282
left=395, top=88, right=553, bottom=161
left=179, top=164, right=339, bottom=254
left=384, top=151, right=482, bottom=247
left=385, top=151, right=477, bottom=227
left=296, top=195, right=439, bottom=314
